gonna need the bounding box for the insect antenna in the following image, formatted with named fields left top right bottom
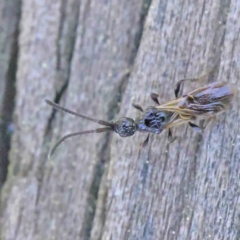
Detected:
left=48, top=127, right=112, bottom=159
left=45, top=100, right=114, bottom=159
left=45, top=100, right=114, bottom=127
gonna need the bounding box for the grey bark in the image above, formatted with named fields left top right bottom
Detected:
left=0, top=0, right=21, bottom=187
left=1, top=0, right=240, bottom=240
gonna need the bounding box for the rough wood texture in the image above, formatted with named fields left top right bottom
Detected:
left=1, top=0, right=240, bottom=240
left=0, top=0, right=20, bottom=187
left=1, top=0, right=145, bottom=239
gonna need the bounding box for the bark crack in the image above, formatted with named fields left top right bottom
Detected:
left=0, top=1, right=21, bottom=188
left=45, top=0, right=80, bottom=136
left=39, top=0, right=81, bottom=190
left=79, top=1, right=153, bottom=239
left=34, top=0, right=80, bottom=235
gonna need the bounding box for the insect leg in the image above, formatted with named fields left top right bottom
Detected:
left=150, top=93, right=160, bottom=105
left=141, top=134, right=150, bottom=148
left=175, top=79, right=196, bottom=98
left=132, top=103, right=144, bottom=112
left=199, top=119, right=210, bottom=130
left=212, top=116, right=220, bottom=124
left=168, top=129, right=177, bottom=143
left=200, top=117, right=219, bottom=130
left=188, top=122, right=203, bottom=134
left=175, top=67, right=216, bottom=98
left=175, top=78, right=207, bottom=98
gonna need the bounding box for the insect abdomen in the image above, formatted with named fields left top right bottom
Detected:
left=190, top=82, right=234, bottom=115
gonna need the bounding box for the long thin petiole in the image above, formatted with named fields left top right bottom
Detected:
left=48, top=127, right=112, bottom=159
left=45, top=99, right=113, bottom=127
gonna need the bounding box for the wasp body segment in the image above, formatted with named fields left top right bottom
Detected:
left=46, top=79, right=234, bottom=158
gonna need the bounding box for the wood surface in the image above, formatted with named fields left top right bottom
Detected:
left=1, top=0, right=240, bottom=240
left=0, top=0, right=21, bottom=188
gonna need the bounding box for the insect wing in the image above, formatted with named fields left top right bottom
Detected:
left=156, top=82, right=234, bottom=119
left=189, top=82, right=234, bottom=109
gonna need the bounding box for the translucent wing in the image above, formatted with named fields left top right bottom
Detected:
left=155, top=82, right=234, bottom=130
left=157, top=82, right=234, bottom=119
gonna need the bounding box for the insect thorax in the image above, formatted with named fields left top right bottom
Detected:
left=135, top=107, right=173, bottom=134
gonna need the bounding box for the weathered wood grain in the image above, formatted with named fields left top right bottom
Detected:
left=1, top=0, right=240, bottom=240
left=0, top=0, right=21, bottom=187
left=1, top=0, right=144, bottom=239
left=102, top=0, right=240, bottom=239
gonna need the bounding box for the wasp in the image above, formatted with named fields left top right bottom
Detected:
left=46, top=76, right=234, bottom=159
